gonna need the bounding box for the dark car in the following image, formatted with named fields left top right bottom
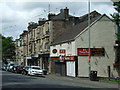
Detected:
left=22, top=66, right=30, bottom=75
left=12, top=65, right=19, bottom=73
left=14, top=65, right=23, bottom=73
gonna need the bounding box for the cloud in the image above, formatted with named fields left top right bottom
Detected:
left=5, top=2, right=49, bottom=12
left=91, top=2, right=115, bottom=17
left=1, top=1, right=115, bottom=40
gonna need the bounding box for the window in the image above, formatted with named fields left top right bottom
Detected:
left=46, top=31, right=49, bottom=35
left=32, top=67, right=41, bottom=70
left=39, top=28, right=40, bottom=36
left=45, top=42, right=49, bottom=49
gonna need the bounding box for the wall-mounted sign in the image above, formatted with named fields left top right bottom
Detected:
left=60, top=49, right=66, bottom=54
left=50, top=57, right=60, bottom=62
left=50, top=57, right=59, bottom=60
left=52, top=49, right=57, bottom=54
left=78, top=48, right=105, bottom=56
left=61, top=56, right=75, bottom=61
left=78, top=48, right=91, bottom=56
left=91, top=48, right=105, bottom=56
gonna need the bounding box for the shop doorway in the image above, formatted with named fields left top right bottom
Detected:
left=55, top=62, right=66, bottom=76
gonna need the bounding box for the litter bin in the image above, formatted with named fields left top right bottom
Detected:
left=90, top=71, right=98, bottom=81
left=43, top=69, right=47, bottom=75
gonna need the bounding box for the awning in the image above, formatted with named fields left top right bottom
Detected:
left=26, top=56, right=32, bottom=59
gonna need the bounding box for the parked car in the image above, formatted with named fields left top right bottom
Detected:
left=6, top=64, right=9, bottom=71
left=12, top=65, right=19, bottom=73
left=7, top=63, right=14, bottom=72
left=22, top=66, right=30, bottom=75
left=14, top=65, right=23, bottom=73
left=2, top=64, right=7, bottom=71
left=28, top=66, right=43, bottom=76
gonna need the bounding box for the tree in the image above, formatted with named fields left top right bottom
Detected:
left=111, top=1, right=120, bottom=40
left=1, top=36, right=15, bottom=64
left=111, top=1, right=120, bottom=68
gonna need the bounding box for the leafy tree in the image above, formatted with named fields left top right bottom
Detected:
left=111, top=1, right=120, bottom=40
left=1, top=35, right=15, bottom=64
left=111, top=1, right=120, bottom=67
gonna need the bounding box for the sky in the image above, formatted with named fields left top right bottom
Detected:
left=0, top=0, right=116, bottom=40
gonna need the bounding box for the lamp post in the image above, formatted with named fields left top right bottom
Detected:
left=88, top=0, right=91, bottom=80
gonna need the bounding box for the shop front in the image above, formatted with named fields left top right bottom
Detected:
left=40, top=54, right=50, bottom=72
left=55, top=61, right=66, bottom=76
left=50, top=57, right=66, bottom=76
left=27, top=53, right=39, bottom=66
left=50, top=57, right=59, bottom=74
left=61, top=56, right=78, bottom=77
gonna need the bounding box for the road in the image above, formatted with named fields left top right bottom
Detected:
left=2, top=70, right=84, bottom=89
left=1, top=70, right=119, bottom=90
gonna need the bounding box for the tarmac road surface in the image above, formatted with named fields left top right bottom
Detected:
left=1, top=70, right=119, bottom=90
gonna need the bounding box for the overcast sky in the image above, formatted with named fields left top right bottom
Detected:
left=0, top=0, right=116, bottom=40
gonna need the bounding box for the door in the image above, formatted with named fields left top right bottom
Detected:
left=55, top=62, right=61, bottom=76
left=66, top=61, right=75, bottom=77
left=61, top=62, right=66, bottom=76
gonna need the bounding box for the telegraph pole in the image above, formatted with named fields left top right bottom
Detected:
left=88, top=0, right=91, bottom=80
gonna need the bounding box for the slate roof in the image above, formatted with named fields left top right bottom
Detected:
left=52, top=13, right=102, bottom=45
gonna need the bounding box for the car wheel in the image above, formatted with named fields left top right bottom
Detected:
left=21, top=71, right=24, bottom=75
left=27, top=72, right=30, bottom=76
left=24, top=72, right=27, bottom=75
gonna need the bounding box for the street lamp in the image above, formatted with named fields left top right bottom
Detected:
left=88, top=0, right=91, bottom=80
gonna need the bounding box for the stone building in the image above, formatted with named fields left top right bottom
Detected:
left=15, top=7, right=85, bottom=73
left=25, top=7, right=82, bottom=72
left=15, top=39, right=20, bottom=65
left=50, top=11, right=120, bottom=78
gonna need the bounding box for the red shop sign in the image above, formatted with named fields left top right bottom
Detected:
left=60, top=49, right=66, bottom=54
left=61, top=56, right=75, bottom=61
left=78, top=48, right=91, bottom=56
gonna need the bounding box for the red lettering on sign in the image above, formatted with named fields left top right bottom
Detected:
left=61, top=56, right=75, bottom=61
left=78, top=48, right=91, bottom=56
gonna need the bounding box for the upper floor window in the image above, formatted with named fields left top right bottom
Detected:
left=45, top=42, right=49, bottom=49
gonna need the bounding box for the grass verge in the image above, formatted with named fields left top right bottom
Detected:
left=99, top=77, right=120, bottom=83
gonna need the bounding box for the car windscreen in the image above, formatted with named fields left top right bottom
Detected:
left=26, top=67, right=30, bottom=70
left=10, top=64, right=14, bottom=66
left=32, top=67, right=41, bottom=70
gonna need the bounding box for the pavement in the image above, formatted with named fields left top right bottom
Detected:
left=45, top=74, right=120, bottom=89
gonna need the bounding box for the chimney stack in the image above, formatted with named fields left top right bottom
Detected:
left=64, top=7, right=69, bottom=18
left=48, top=13, right=56, bottom=20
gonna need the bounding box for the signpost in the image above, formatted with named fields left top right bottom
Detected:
left=88, top=0, right=91, bottom=80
